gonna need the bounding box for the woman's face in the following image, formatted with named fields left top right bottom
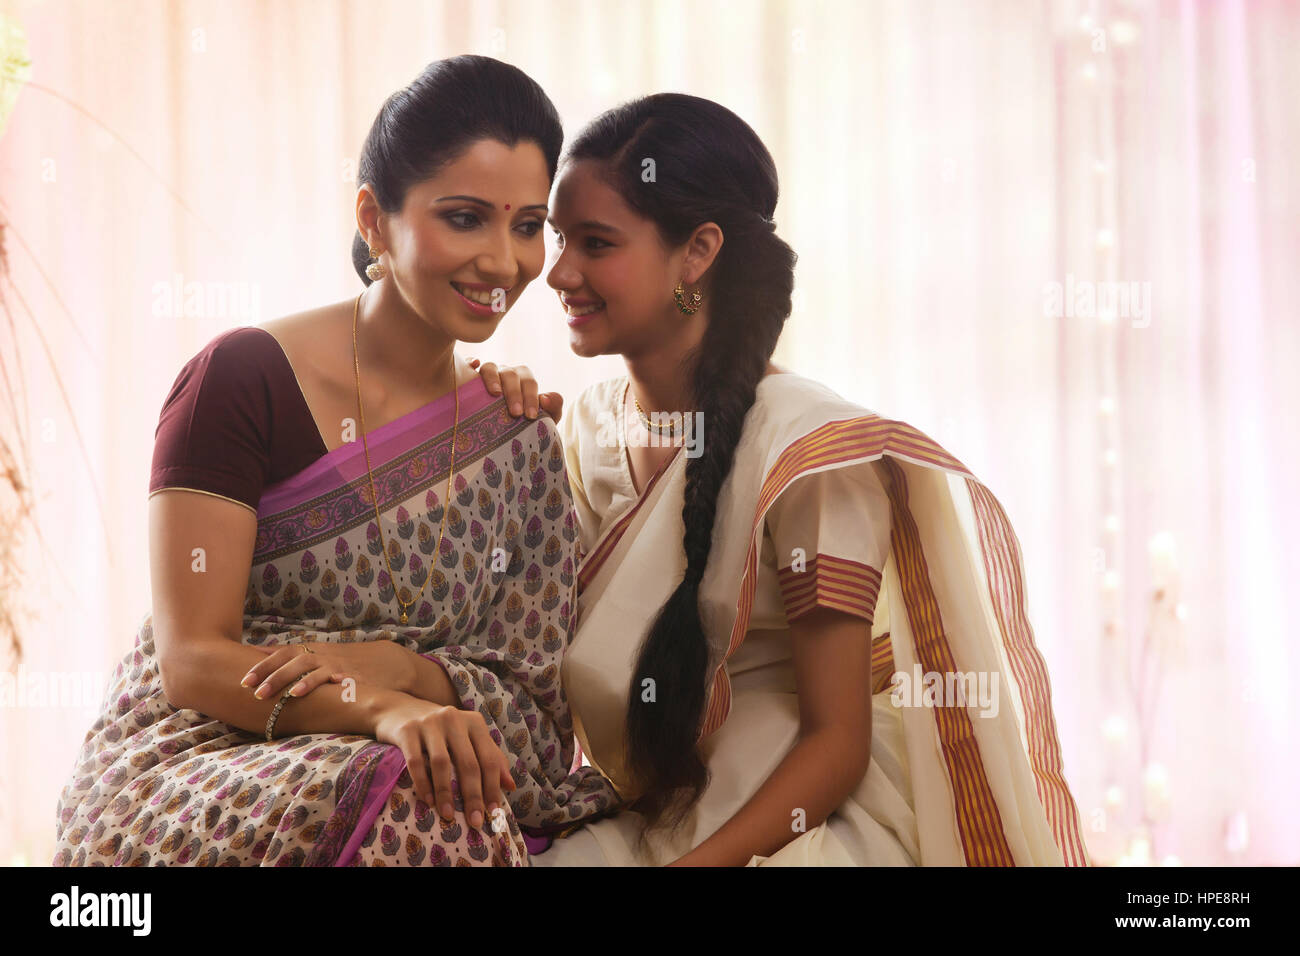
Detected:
left=361, top=138, right=551, bottom=344
left=545, top=159, right=694, bottom=358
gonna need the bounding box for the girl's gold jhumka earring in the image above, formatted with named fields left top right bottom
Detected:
left=673, top=280, right=703, bottom=315
left=365, top=246, right=389, bottom=282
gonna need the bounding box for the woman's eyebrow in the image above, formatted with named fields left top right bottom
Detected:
left=435, top=195, right=547, bottom=212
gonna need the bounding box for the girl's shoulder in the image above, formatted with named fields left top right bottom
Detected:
left=748, top=371, right=969, bottom=481
left=560, top=375, right=627, bottom=445
left=572, top=375, right=628, bottom=416
left=750, top=370, right=880, bottom=434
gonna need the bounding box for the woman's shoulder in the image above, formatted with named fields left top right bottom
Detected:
left=171, top=296, right=347, bottom=387
left=150, top=328, right=292, bottom=510
left=171, top=324, right=288, bottom=380
left=155, top=329, right=284, bottom=423
left=155, top=320, right=322, bottom=448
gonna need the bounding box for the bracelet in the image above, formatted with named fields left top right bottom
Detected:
left=265, top=670, right=313, bottom=741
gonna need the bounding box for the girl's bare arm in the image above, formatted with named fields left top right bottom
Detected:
left=668, top=606, right=874, bottom=866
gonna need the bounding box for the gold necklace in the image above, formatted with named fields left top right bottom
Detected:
left=632, top=392, right=684, bottom=434
left=352, top=290, right=459, bottom=626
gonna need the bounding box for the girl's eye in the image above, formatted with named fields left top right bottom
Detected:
left=585, top=237, right=611, bottom=250
left=446, top=212, right=481, bottom=230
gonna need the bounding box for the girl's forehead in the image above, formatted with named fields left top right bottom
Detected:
left=552, top=161, right=594, bottom=196
left=550, top=163, right=629, bottom=217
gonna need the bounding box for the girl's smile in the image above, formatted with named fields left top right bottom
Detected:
left=560, top=295, right=606, bottom=326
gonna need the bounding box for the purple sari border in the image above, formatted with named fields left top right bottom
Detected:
left=302, top=740, right=403, bottom=866
left=259, top=376, right=497, bottom=515
left=332, top=746, right=408, bottom=867
left=522, top=831, right=553, bottom=855
left=252, top=394, right=539, bottom=565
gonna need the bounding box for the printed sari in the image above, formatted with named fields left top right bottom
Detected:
left=533, top=373, right=1091, bottom=866
left=52, top=377, right=620, bottom=866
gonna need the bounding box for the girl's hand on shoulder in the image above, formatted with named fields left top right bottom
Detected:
left=240, top=638, right=414, bottom=701
left=466, top=357, right=563, bottom=423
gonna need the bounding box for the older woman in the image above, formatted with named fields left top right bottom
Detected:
left=52, top=55, right=618, bottom=867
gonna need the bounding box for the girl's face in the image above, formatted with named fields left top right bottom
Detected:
left=359, top=138, right=551, bottom=344
left=545, top=159, right=697, bottom=359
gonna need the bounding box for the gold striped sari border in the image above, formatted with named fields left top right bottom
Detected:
left=879, top=457, right=1015, bottom=866
left=700, top=416, right=965, bottom=739
left=576, top=447, right=683, bottom=594
left=967, top=478, right=1091, bottom=867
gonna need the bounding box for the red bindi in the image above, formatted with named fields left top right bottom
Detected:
left=505, top=203, right=511, bottom=210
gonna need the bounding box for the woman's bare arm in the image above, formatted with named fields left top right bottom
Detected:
left=667, top=606, right=875, bottom=866
left=149, top=489, right=385, bottom=737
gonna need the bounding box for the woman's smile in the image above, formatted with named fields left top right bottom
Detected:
left=450, top=280, right=510, bottom=315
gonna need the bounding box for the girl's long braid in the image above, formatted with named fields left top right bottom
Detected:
left=625, top=216, right=794, bottom=831
left=566, top=93, right=797, bottom=834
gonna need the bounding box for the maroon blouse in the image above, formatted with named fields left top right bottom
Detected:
left=149, top=327, right=329, bottom=512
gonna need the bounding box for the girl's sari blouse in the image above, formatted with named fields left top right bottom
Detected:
left=732, top=462, right=893, bottom=695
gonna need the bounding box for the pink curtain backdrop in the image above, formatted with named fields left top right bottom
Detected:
left=1, top=0, right=1296, bottom=866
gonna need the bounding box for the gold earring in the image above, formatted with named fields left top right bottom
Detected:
left=674, top=280, right=703, bottom=314
left=366, top=245, right=388, bottom=282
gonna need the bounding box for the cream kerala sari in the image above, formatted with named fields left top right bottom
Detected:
left=533, top=372, right=1090, bottom=867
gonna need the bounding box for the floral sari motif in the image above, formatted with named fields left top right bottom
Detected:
left=52, top=378, right=620, bottom=866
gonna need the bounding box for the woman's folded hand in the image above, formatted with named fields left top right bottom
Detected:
left=240, top=638, right=415, bottom=701
left=371, top=690, right=516, bottom=827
